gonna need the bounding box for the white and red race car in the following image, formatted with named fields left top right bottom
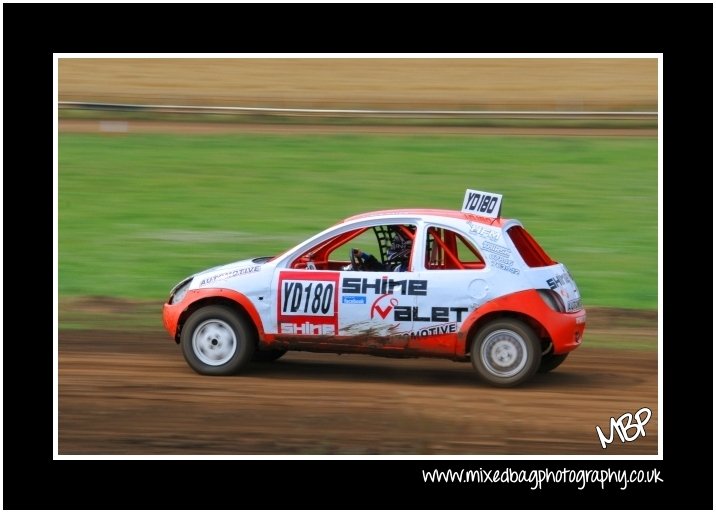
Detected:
left=163, top=189, right=586, bottom=387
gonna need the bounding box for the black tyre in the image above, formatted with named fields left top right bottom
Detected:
left=180, top=305, right=255, bottom=375
left=470, top=319, right=541, bottom=387
left=252, top=348, right=287, bottom=363
left=538, top=352, right=568, bottom=373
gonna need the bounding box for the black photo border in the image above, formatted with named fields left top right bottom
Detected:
left=4, top=2, right=712, bottom=510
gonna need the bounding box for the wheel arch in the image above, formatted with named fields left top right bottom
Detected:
left=457, top=290, right=555, bottom=357
left=460, top=311, right=550, bottom=356
left=174, top=290, right=264, bottom=346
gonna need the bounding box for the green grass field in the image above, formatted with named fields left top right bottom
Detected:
left=58, top=132, right=657, bottom=310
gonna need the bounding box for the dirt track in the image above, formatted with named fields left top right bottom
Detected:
left=58, top=324, right=658, bottom=456
left=59, top=119, right=657, bottom=137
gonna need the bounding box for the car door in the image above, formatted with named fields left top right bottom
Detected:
left=268, top=222, right=419, bottom=348
left=411, top=224, right=488, bottom=355
left=337, top=268, right=418, bottom=343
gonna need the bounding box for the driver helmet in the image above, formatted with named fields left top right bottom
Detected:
left=386, top=230, right=412, bottom=269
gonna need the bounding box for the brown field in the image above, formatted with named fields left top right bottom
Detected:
left=58, top=57, right=657, bottom=111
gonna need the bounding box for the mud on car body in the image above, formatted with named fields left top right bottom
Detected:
left=163, top=189, right=586, bottom=387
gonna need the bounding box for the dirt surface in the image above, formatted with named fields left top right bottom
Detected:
left=59, top=118, right=657, bottom=137
left=58, top=310, right=658, bottom=456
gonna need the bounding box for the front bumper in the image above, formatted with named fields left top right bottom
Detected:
left=162, top=300, right=184, bottom=339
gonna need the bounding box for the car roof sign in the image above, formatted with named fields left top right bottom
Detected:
left=461, top=189, right=503, bottom=219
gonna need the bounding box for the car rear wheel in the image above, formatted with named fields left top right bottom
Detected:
left=538, top=352, right=568, bottom=373
left=470, top=319, right=541, bottom=387
left=181, top=305, right=255, bottom=375
left=252, top=348, right=287, bottom=363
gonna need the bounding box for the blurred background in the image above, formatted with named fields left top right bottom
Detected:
left=58, top=57, right=657, bottom=326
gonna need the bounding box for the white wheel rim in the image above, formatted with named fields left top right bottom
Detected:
left=481, top=329, right=528, bottom=378
left=192, top=319, right=238, bottom=366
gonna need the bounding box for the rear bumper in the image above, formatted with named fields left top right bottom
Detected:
left=548, top=309, right=587, bottom=354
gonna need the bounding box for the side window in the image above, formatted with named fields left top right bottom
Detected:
left=332, top=224, right=416, bottom=272
left=330, top=230, right=381, bottom=263
left=289, top=224, right=417, bottom=272
left=326, top=229, right=382, bottom=270
left=425, top=226, right=485, bottom=270
left=290, top=228, right=370, bottom=270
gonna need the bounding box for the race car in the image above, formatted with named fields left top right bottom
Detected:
left=163, top=189, right=586, bottom=387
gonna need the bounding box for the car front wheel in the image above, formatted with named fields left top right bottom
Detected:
left=181, top=305, right=255, bottom=375
left=470, top=319, right=541, bottom=387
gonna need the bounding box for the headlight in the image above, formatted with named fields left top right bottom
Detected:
left=169, top=278, right=192, bottom=305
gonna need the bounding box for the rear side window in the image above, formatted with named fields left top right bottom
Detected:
left=507, top=226, right=556, bottom=267
left=425, top=226, right=485, bottom=270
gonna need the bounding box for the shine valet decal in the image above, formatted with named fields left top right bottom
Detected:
left=277, top=271, right=340, bottom=335
left=342, top=276, right=428, bottom=326
left=342, top=275, right=469, bottom=338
